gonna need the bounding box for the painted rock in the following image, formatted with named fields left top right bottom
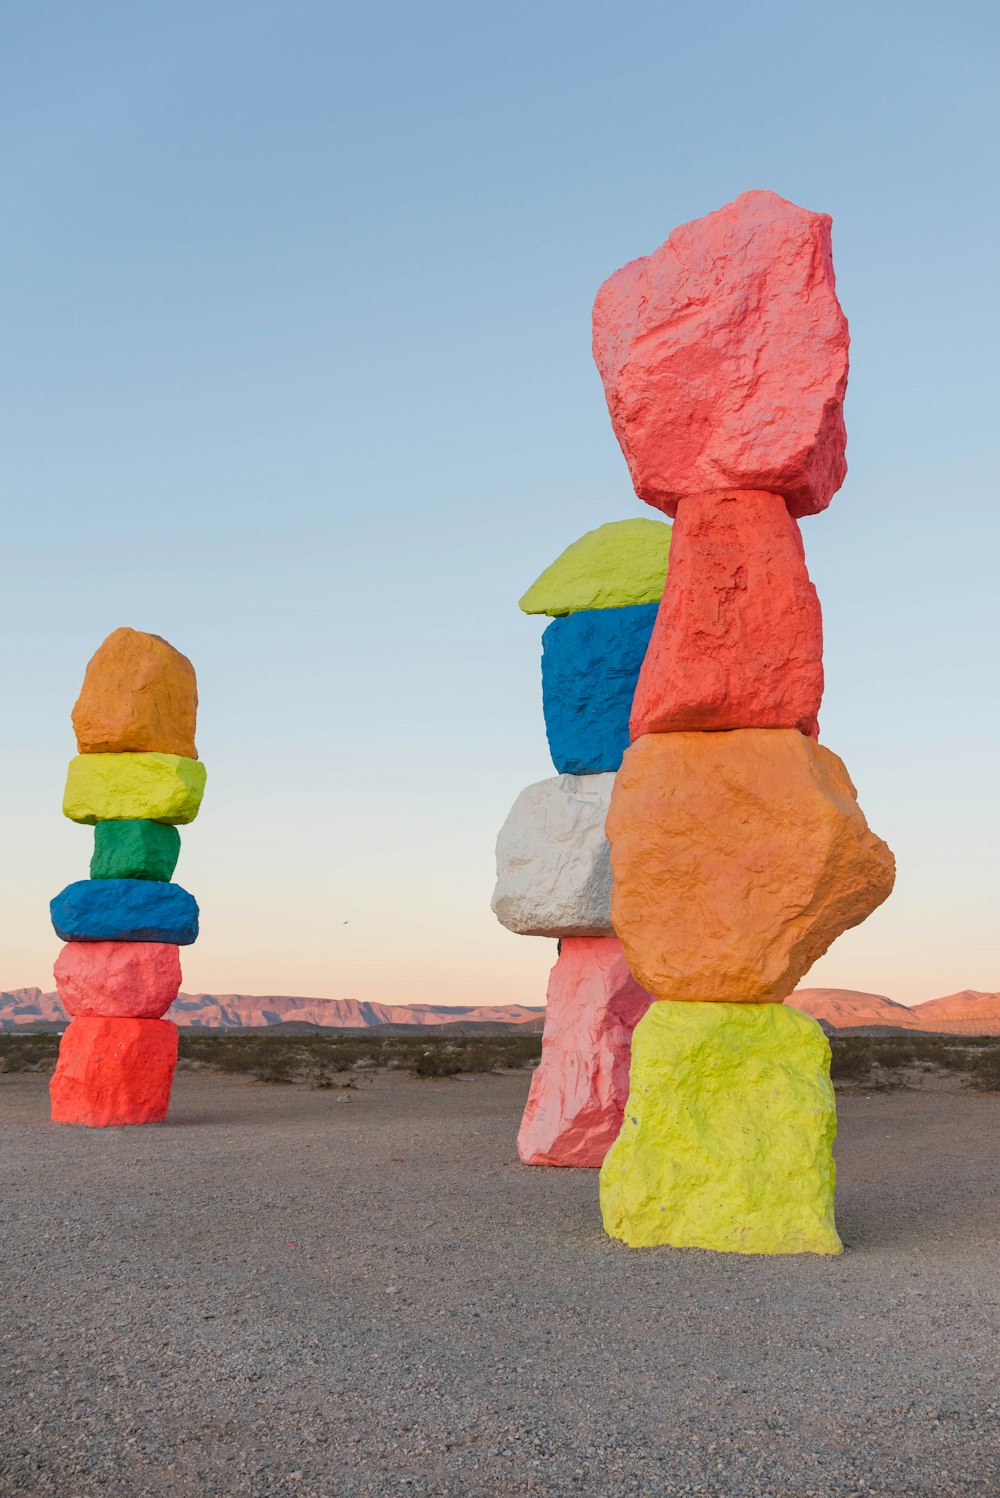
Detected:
left=90, top=819, right=181, bottom=881
left=492, top=773, right=615, bottom=937
left=630, top=490, right=823, bottom=738
left=607, top=729, right=895, bottom=1002
left=542, top=603, right=657, bottom=774
left=600, top=1001, right=842, bottom=1254
left=592, top=190, right=849, bottom=518
left=519, top=519, right=671, bottom=616
left=50, top=1015, right=179, bottom=1126
left=63, top=752, right=206, bottom=825
left=51, top=880, right=199, bottom=945
left=517, top=937, right=654, bottom=1168
left=72, top=627, right=198, bottom=758
left=54, top=940, right=181, bottom=1019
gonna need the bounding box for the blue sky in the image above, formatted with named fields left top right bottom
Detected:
left=1, top=0, right=998, bottom=1005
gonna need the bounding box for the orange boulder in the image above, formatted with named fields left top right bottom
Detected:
left=630, top=490, right=823, bottom=738
left=517, top=937, right=654, bottom=1168
left=72, top=628, right=198, bottom=758
left=607, top=729, right=895, bottom=1003
left=49, top=1016, right=178, bottom=1126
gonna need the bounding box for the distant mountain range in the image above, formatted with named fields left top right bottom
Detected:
left=2, top=986, right=999, bottom=1035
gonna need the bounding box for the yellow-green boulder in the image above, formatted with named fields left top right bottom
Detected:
left=519, top=518, right=671, bottom=616
left=600, top=1001, right=842, bottom=1255
left=63, top=753, right=207, bottom=826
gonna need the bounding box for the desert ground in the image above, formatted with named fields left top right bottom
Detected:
left=2, top=1068, right=998, bottom=1498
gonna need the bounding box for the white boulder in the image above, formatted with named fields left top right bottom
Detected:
left=491, top=773, right=615, bottom=937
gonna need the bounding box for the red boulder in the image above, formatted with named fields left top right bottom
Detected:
left=517, top=937, right=653, bottom=1168
left=592, top=190, right=849, bottom=518
left=54, top=940, right=181, bottom=1019
left=50, top=1016, right=178, bottom=1127
left=630, top=489, right=823, bottom=737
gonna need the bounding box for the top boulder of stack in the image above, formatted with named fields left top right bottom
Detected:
left=592, top=190, right=850, bottom=520
left=72, top=628, right=198, bottom=759
left=519, top=518, right=671, bottom=616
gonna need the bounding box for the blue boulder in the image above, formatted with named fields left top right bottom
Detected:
left=51, top=879, right=199, bottom=945
left=541, top=602, right=658, bottom=774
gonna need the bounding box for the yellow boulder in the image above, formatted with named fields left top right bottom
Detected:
left=600, top=1001, right=842, bottom=1255
left=63, top=753, right=206, bottom=826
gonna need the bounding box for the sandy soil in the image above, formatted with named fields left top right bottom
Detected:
left=1, top=1069, right=998, bottom=1497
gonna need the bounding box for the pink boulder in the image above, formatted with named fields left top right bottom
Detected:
left=54, top=940, right=181, bottom=1019
left=517, top=937, right=653, bottom=1168
left=592, top=189, right=849, bottom=518
left=50, top=1016, right=178, bottom=1127
left=630, top=489, right=823, bottom=738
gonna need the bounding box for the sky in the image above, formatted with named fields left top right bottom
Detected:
left=1, top=0, right=998, bottom=1008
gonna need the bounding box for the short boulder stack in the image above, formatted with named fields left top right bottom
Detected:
left=50, top=629, right=204, bottom=1127
left=592, top=191, right=895, bottom=1253
left=492, top=520, right=668, bottom=1165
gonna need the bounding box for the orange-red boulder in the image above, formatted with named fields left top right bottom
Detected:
left=517, top=937, right=653, bottom=1168
left=607, top=730, right=895, bottom=1003
left=630, top=489, right=823, bottom=738
left=49, top=1016, right=178, bottom=1126
left=592, top=190, right=849, bottom=519
left=54, top=940, right=181, bottom=1019
left=72, top=628, right=198, bottom=758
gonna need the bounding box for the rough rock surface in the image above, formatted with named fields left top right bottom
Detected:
left=492, top=774, right=615, bottom=937
left=50, top=880, right=199, bottom=945
left=90, top=819, right=181, bottom=881
left=600, top=1000, right=842, bottom=1253
left=607, top=729, right=895, bottom=1002
left=630, top=490, right=823, bottom=737
left=517, top=937, right=653, bottom=1167
left=49, top=1015, right=179, bottom=1126
left=54, top=941, right=182, bottom=1019
left=63, top=752, right=206, bottom=825
left=592, top=190, right=849, bottom=518
left=542, top=603, right=657, bottom=774
left=72, top=627, right=198, bottom=758
left=519, top=519, right=671, bottom=616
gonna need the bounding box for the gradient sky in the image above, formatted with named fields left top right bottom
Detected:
left=2, top=1, right=998, bottom=1007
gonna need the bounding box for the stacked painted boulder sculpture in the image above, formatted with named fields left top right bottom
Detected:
left=492, top=520, right=669, bottom=1166
left=49, top=629, right=205, bottom=1126
left=594, top=189, right=896, bottom=1253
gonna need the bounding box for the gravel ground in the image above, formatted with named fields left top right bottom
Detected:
left=1, top=1069, right=998, bottom=1498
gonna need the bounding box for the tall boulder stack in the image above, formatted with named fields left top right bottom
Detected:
left=492, top=520, right=668, bottom=1166
left=593, top=191, right=895, bottom=1253
left=49, top=629, right=205, bottom=1127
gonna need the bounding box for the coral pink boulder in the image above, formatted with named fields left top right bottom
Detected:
left=592, top=190, right=849, bottom=518
left=54, top=940, right=181, bottom=1019
left=50, top=1016, right=178, bottom=1126
left=630, top=489, right=824, bottom=738
left=517, top=937, right=654, bottom=1168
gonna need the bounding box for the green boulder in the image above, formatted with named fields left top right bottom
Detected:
left=90, top=820, right=181, bottom=882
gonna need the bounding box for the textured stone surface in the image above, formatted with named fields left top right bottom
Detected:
left=607, top=730, right=895, bottom=1002
left=592, top=190, right=849, bottom=518
left=90, top=819, right=181, bottom=881
left=517, top=937, right=654, bottom=1168
left=72, top=627, right=198, bottom=758
left=600, top=1001, right=842, bottom=1253
left=49, top=1016, right=179, bottom=1126
left=51, top=880, right=199, bottom=945
left=492, top=774, right=615, bottom=937
left=542, top=603, right=657, bottom=774
left=63, top=753, right=206, bottom=825
left=54, top=941, right=182, bottom=1019
left=630, top=490, right=823, bottom=737
left=519, top=519, right=671, bottom=616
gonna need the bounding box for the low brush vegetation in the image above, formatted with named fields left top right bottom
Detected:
left=2, top=1029, right=1000, bottom=1091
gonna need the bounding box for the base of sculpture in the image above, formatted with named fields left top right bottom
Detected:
left=50, top=1015, right=179, bottom=1127
left=518, top=937, right=652, bottom=1167
left=600, top=1001, right=842, bottom=1254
